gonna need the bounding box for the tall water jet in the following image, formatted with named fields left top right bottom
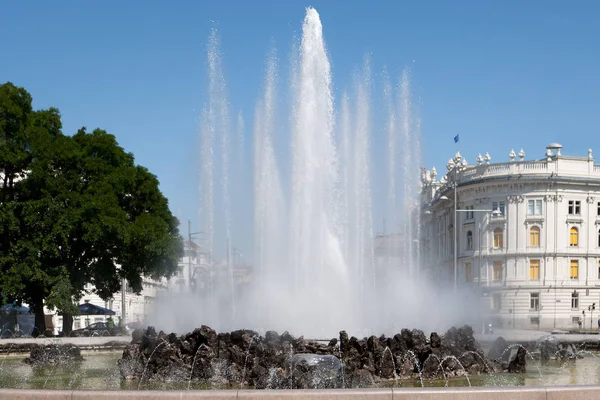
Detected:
left=413, top=114, right=422, bottom=280
left=351, top=58, right=375, bottom=312
left=252, top=53, right=287, bottom=327
left=338, top=93, right=352, bottom=271
left=289, top=7, right=351, bottom=334
left=199, top=28, right=233, bottom=330
left=157, top=6, right=439, bottom=337
left=383, top=69, right=398, bottom=270
left=400, top=69, right=414, bottom=277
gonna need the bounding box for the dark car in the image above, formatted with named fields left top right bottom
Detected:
left=70, top=322, right=119, bottom=337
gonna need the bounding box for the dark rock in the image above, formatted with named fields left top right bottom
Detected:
left=347, top=368, right=375, bottom=387
left=339, top=331, right=349, bottom=352
left=118, top=324, right=501, bottom=388
left=24, top=344, right=83, bottom=365
left=430, top=332, right=441, bottom=348
left=507, top=346, right=527, bottom=373
left=488, top=336, right=510, bottom=361
left=131, top=329, right=144, bottom=344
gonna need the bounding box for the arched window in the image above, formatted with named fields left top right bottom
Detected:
left=493, top=228, right=504, bottom=248
left=529, top=226, right=540, bottom=247
left=597, top=228, right=600, bottom=247
left=466, top=231, right=473, bottom=250
left=570, top=227, right=579, bottom=247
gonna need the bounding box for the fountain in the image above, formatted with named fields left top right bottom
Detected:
left=4, top=5, right=600, bottom=398
left=116, top=324, right=505, bottom=389
left=157, top=5, right=434, bottom=339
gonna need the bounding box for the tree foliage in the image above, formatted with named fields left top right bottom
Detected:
left=0, top=82, right=183, bottom=332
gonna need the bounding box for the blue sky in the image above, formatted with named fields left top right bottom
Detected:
left=2, top=1, right=600, bottom=254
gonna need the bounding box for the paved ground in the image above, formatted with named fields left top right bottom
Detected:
left=474, top=328, right=551, bottom=344
left=475, top=328, right=600, bottom=346
left=2, top=328, right=598, bottom=347
left=0, top=336, right=131, bottom=345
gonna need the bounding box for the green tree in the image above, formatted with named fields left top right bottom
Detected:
left=0, top=82, right=183, bottom=334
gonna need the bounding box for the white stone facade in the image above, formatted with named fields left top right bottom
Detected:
left=420, top=145, right=600, bottom=330
left=46, top=277, right=168, bottom=335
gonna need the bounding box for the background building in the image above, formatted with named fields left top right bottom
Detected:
left=46, top=276, right=167, bottom=335
left=420, top=143, right=600, bottom=330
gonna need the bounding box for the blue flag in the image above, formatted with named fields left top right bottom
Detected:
left=454, top=134, right=459, bottom=144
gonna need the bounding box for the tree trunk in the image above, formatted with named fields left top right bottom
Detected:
left=31, top=295, right=46, bottom=337
left=63, top=314, right=73, bottom=336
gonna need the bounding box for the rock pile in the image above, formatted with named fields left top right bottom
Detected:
left=118, top=325, right=511, bottom=388
left=24, top=344, right=84, bottom=365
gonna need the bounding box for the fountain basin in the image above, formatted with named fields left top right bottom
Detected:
left=1, top=386, right=600, bottom=400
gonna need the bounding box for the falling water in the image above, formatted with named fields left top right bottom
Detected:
left=400, top=69, right=414, bottom=277
left=384, top=69, right=397, bottom=270
left=413, top=114, right=422, bottom=280
left=253, top=53, right=286, bottom=325
left=189, top=7, right=425, bottom=337
left=338, top=93, right=352, bottom=265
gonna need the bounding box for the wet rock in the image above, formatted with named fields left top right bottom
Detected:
left=131, top=329, right=144, bottom=344
left=24, top=344, right=83, bottom=365
left=430, top=332, right=441, bottom=348
left=507, top=346, right=527, bottom=373
left=339, top=331, right=349, bottom=352
left=488, top=336, right=510, bottom=361
left=118, top=324, right=500, bottom=388
left=347, top=368, right=375, bottom=388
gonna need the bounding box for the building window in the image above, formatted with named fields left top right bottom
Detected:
left=571, top=291, right=579, bottom=309
left=570, top=227, right=579, bottom=247
left=529, top=226, right=540, bottom=247
left=493, top=228, right=504, bottom=248
left=492, top=293, right=501, bottom=311
left=598, top=202, right=600, bottom=216
left=530, top=293, right=540, bottom=310
left=466, top=231, right=473, bottom=250
left=598, top=229, right=600, bottom=247
left=598, top=261, right=600, bottom=279
left=465, top=262, right=472, bottom=282
left=528, top=199, right=542, bottom=215
left=529, top=260, right=540, bottom=280
left=570, top=260, right=579, bottom=280
left=492, top=201, right=505, bottom=216
left=466, top=205, right=474, bottom=220
left=493, top=261, right=503, bottom=281
left=568, top=200, right=581, bottom=215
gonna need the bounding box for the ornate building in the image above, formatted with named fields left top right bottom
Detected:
left=420, top=144, right=600, bottom=330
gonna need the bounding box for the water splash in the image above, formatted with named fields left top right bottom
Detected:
left=423, top=353, right=447, bottom=383
left=183, top=6, right=425, bottom=337
left=458, top=350, right=492, bottom=373
left=403, top=350, right=424, bottom=387
left=138, top=340, right=170, bottom=390
left=436, top=355, right=471, bottom=387
left=498, top=344, right=543, bottom=381
left=381, top=346, right=398, bottom=379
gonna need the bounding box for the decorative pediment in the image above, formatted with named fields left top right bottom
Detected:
left=566, top=217, right=584, bottom=225
left=507, top=195, right=525, bottom=204
left=524, top=217, right=544, bottom=228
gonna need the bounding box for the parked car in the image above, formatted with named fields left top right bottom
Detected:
left=70, top=322, right=123, bottom=337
